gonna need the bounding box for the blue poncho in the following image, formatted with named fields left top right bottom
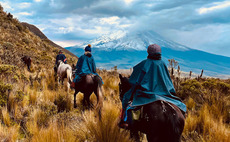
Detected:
left=122, top=58, right=186, bottom=113
left=73, top=54, right=102, bottom=83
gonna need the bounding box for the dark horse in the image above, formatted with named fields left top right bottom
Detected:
left=21, top=56, right=31, bottom=71
left=73, top=74, right=103, bottom=111
left=119, top=74, right=185, bottom=142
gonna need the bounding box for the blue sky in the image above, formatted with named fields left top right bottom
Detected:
left=1, top=0, right=230, bottom=57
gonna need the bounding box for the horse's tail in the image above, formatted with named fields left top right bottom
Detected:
left=93, top=75, right=103, bottom=87
left=93, top=75, right=103, bottom=118
left=66, top=67, right=72, bottom=84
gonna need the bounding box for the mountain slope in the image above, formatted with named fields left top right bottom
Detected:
left=0, top=7, right=77, bottom=71
left=66, top=30, right=230, bottom=78
left=21, top=22, right=78, bottom=58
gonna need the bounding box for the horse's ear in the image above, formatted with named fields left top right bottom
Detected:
left=119, top=74, right=123, bottom=80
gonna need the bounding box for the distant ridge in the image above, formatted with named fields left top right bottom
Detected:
left=66, top=30, right=230, bottom=78
left=21, top=22, right=78, bottom=58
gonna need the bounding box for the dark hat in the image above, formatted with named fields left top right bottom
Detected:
left=147, top=44, right=161, bottom=55
left=85, top=44, right=91, bottom=52
left=59, top=50, right=63, bottom=53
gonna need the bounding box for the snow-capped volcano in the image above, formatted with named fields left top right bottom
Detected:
left=66, top=30, right=230, bottom=78
left=79, top=30, right=189, bottom=51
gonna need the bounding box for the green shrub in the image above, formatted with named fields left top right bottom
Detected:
left=15, top=90, right=24, bottom=102
left=0, top=64, right=17, bottom=74
left=177, top=79, right=202, bottom=100
left=0, top=82, right=12, bottom=106
left=217, top=82, right=230, bottom=95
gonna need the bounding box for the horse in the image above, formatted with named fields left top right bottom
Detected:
left=73, top=74, right=103, bottom=113
left=57, top=60, right=73, bottom=92
left=119, top=74, right=185, bottom=142
left=21, top=56, right=32, bottom=71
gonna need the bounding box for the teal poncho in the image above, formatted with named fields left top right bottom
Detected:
left=122, top=58, right=186, bottom=112
left=73, top=54, right=102, bottom=83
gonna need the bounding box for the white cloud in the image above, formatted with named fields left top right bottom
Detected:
left=59, top=26, right=74, bottom=34
left=54, top=40, right=83, bottom=47
left=120, top=24, right=132, bottom=28
left=100, top=16, right=120, bottom=25
left=79, top=26, right=107, bottom=35
left=163, top=25, right=223, bottom=49
left=124, top=0, right=134, bottom=5
left=18, top=2, right=31, bottom=9
left=198, top=1, right=230, bottom=14
left=0, top=1, right=14, bottom=11
left=34, top=0, right=42, bottom=2
left=18, top=12, right=33, bottom=16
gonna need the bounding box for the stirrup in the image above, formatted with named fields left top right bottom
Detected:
left=70, top=82, right=75, bottom=88
left=118, top=120, right=129, bottom=129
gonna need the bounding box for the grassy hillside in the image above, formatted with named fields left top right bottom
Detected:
left=0, top=5, right=230, bottom=142
left=0, top=5, right=77, bottom=70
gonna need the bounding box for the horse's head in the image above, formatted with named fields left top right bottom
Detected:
left=21, top=56, right=32, bottom=71
left=57, top=60, right=64, bottom=68
left=118, top=74, right=132, bottom=101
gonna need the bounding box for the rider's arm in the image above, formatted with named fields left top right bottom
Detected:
left=63, top=54, right=67, bottom=64
left=55, top=55, right=59, bottom=65
left=76, top=56, right=84, bottom=71
left=91, top=56, right=97, bottom=73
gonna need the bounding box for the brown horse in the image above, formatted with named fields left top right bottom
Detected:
left=21, top=56, right=31, bottom=71
left=119, top=74, right=185, bottom=142
left=73, top=74, right=103, bottom=111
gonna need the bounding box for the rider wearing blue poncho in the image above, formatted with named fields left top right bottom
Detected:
left=121, top=44, right=186, bottom=126
left=73, top=44, right=103, bottom=84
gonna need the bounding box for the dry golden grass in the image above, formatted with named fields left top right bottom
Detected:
left=0, top=123, right=19, bottom=142
left=2, top=107, right=11, bottom=127
left=31, top=123, right=77, bottom=142
left=80, top=101, right=131, bottom=142
left=1, top=68, right=229, bottom=142
left=0, top=5, right=230, bottom=142
left=183, top=104, right=230, bottom=142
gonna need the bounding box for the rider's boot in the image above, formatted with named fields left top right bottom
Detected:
left=70, top=81, right=75, bottom=88
left=118, top=108, right=129, bottom=129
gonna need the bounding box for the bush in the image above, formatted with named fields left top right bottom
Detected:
left=177, top=79, right=203, bottom=101
left=0, top=82, right=12, bottom=106
left=54, top=93, right=72, bottom=112
left=35, top=101, right=57, bottom=128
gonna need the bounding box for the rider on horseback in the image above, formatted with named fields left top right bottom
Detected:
left=54, top=50, right=67, bottom=74
left=119, top=44, right=186, bottom=129
left=71, top=44, right=103, bottom=88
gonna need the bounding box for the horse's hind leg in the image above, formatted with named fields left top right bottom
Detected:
left=74, top=91, right=79, bottom=108
left=94, top=85, right=103, bottom=120
left=94, top=85, right=103, bottom=109
left=130, top=130, right=140, bottom=142
left=83, top=93, right=91, bottom=109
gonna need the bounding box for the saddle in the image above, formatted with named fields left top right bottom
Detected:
left=121, top=104, right=144, bottom=129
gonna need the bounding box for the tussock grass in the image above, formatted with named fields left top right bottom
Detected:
left=29, top=90, right=37, bottom=106
left=184, top=104, right=230, bottom=142
left=2, top=107, right=11, bottom=126
left=0, top=6, right=229, bottom=141
left=0, top=123, right=19, bottom=142
left=31, top=123, right=76, bottom=142
left=54, top=93, right=72, bottom=112
left=80, top=101, right=131, bottom=142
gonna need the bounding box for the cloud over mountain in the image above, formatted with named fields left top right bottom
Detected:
left=1, top=0, right=230, bottom=56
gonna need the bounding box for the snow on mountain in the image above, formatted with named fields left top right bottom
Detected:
left=78, top=30, right=189, bottom=51
left=66, top=30, right=230, bottom=78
